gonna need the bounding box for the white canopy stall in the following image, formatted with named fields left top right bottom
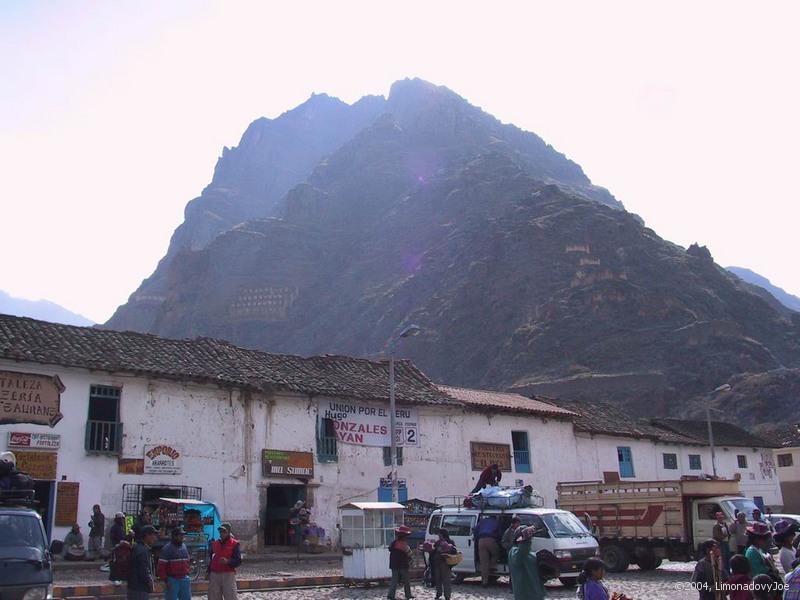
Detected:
left=339, top=501, right=405, bottom=581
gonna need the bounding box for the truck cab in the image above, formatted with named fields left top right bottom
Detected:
left=425, top=504, right=599, bottom=587
left=692, top=496, right=760, bottom=546
left=0, top=491, right=53, bottom=600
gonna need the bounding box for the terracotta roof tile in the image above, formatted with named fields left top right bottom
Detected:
left=438, top=385, right=575, bottom=418
left=0, top=314, right=455, bottom=406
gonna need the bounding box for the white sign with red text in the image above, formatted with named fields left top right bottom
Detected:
left=318, top=400, right=420, bottom=447
left=7, top=431, right=61, bottom=450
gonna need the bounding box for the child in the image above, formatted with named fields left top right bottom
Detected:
left=387, top=526, right=414, bottom=600
left=728, top=554, right=754, bottom=600
left=577, top=557, right=609, bottom=600
left=752, top=573, right=776, bottom=600
left=692, top=539, right=728, bottom=600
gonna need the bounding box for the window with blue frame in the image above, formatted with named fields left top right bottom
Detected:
left=512, top=431, right=532, bottom=473
left=689, top=454, right=702, bottom=470
left=316, top=417, right=338, bottom=463
left=617, top=446, right=635, bottom=478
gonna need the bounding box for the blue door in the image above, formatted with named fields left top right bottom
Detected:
left=617, top=446, right=635, bottom=478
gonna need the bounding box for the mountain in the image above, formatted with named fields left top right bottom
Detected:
left=105, top=78, right=800, bottom=424
left=727, top=267, right=800, bottom=312
left=0, top=290, right=93, bottom=326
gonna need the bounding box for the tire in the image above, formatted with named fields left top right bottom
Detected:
left=559, top=577, right=578, bottom=588
left=635, top=549, right=661, bottom=571
left=601, top=544, right=630, bottom=573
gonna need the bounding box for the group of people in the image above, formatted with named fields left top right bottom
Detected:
left=692, top=510, right=800, bottom=599
left=62, top=504, right=117, bottom=561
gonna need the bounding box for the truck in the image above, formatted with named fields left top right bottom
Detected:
left=557, top=478, right=759, bottom=572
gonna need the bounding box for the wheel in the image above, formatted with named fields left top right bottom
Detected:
left=601, top=544, right=630, bottom=573
left=559, top=577, right=578, bottom=588
left=635, top=547, right=661, bottom=571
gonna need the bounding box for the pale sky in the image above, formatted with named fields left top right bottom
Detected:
left=2, top=1, right=799, bottom=323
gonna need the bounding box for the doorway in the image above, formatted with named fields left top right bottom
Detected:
left=264, top=484, right=305, bottom=546
left=32, top=480, right=55, bottom=540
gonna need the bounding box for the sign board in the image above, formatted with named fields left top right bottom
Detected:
left=118, top=458, right=144, bottom=474
left=14, top=450, right=57, bottom=480
left=261, top=449, right=314, bottom=478
left=7, top=431, right=61, bottom=450
left=0, top=370, right=64, bottom=427
left=318, top=399, right=420, bottom=447
left=55, top=481, right=80, bottom=526
left=470, top=441, right=512, bottom=471
left=143, top=444, right=182, bottom=475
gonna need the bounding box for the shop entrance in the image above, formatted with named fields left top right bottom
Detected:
left=264, top=484, right=305, bottom=546
left=32, top=480, right=55, bottom=539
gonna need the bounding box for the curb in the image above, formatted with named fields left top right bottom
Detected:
left=54, top=575, right=346, bottom=599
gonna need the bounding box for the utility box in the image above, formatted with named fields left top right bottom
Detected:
left=339, top=501, right=405, bottom=581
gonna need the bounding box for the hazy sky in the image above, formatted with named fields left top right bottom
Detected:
left=2, top=1, right=799, bottom=323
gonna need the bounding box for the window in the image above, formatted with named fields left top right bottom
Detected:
left=663, top=453, right=678, bottom=470
left=512, top=431, right=531, bottom=473
left=85, top=385, right=122, bottom=454
left=689, top=454, right=702, bottom=470
left=697, top=502, right=722, bottom=520
left=316, top=417, right=337, bottom=463
left=778, top=454, right=794, bottom=468
left=382, top=447, right=403, bottom=466
left=617, top=446, right=635, bottom=478
left=440, top=514, right=476, bottom=537
left=428, top=514, right=442, bottom=535
left=737, top=455, right=748, bottom=468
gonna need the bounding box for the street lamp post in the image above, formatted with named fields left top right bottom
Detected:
left=388, top=324, right=421, bottom=502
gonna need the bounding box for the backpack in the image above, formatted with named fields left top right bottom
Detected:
left=109, top=541, right=132, bottom=581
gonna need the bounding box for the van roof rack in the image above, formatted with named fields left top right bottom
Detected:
left=433, top=489, right=546, bottom=511
left=0, top=489, right=37, bottom=508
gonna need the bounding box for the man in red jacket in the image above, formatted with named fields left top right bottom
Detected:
left=208, top=522, right=241, bottom=600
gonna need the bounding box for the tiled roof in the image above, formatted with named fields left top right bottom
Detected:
left=438, top=385, right=575, bottom=418
left=770, top=426, right=800, bottom=449
left=0, top=314, right=456, bottom=406
left=550, top=399, right=702, bottom=444
left=651, top=419, right=777, bottom=449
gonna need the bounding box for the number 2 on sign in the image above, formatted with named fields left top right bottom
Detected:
left=406, top=428, right=417, bottom=445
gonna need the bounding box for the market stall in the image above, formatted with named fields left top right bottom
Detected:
left=339, top=501, right=405, bottom=582
left=151, top=498, right=221, bottom=578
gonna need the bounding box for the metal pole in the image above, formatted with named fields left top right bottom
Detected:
left=389, top=349, right=398, bottom=502
left=707, top=407, right=717, bottom=477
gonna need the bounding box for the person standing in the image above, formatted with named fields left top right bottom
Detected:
left=128, top=525, right=157, bottom=600
left=471, top=464, right=502, bottom=493
left=576, top=557, right=610, bottom=600
left=728, top=554, right=754, bottom=600
left=474, top=515, right=500, bottom=587
left=691, top=539, right=728, bottom=600
left=432, top=528, right=457, bottom=600
left=387, top=526, right=414, bottom=600
left=746, top=522, right=782, bottom=584
left=110, top=512, right=127, bottom=548
left=774, top=520, right=799, bottom=574
left=731, top=512, right=751, bottom=554
left=712, top=512, right=732, bottom=571
left=784, top=562, right=800, bottom=600
left=501, top=516, right=522, bottom=552
left=208, top=522, right=241, bottom=600
left=508, top=525, right=547, bottom=600
left=158, top=527, right=191, bottom=600
left=133, top=511, right=152, bottom=542
left=88, top=504, right=106, bottom=560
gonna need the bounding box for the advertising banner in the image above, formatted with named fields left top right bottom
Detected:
left=0, top=370, right=64, bottom=427
left=470, top=441, right=512, bottom=471
left=143, top=444, right=182, bottom=474
left=261, top=449, right=314, bottom=478
left=318, top=399, right=420, bottom=447
left=7, top=431, right=61, bottom=450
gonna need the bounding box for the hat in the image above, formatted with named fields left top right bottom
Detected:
left=218, top=522, right=232, bottom=533
left=774, top=519, right=799, bottom=535
left=394, top=526, right=412, bottom=537
left=115, top=512, right=125, bottom=518
left=511, top=514, right=521, bottom=523
left=746, top=522, right=771, bottom=537
left=0, top=451, right=15, bottom=466
left=139, top=525, right=157, bottom=536
left=171, top=526, right=186, bottom=536
left=293, top=500, right=305, bottom=509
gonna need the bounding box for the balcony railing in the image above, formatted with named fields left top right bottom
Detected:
left=317, top=436, right=338, bottom=463
left=85, top=420, right=123, bottom=454
left=513, top=449, right=532, bottom=473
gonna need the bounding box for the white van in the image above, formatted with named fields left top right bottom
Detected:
left=425, top=503, right=599, bottom=587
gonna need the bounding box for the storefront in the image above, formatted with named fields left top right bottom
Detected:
left=260, top=449, right=313, bottom=546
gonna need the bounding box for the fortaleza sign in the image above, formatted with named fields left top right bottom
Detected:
left=261, top=449, right=314, bottom=479
left=143, top=444, right=182, bottom=475
left=0, top=370, right=64, bottom=427
left=318, top=400, right=420, bottom=447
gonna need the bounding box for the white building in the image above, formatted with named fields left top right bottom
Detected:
left=0, top=313, right=782, bottom=551
left=766, top=427, right=800, bottom=513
